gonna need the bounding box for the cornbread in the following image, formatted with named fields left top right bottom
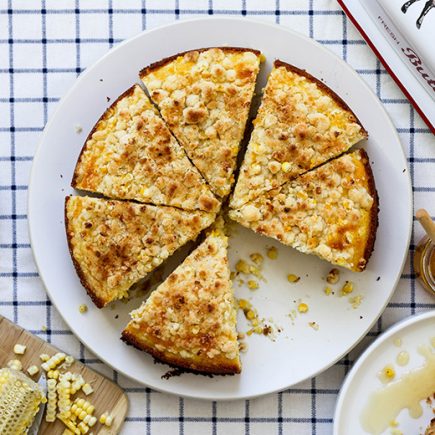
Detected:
left=72, top=85, right=219, bottom=213
left=78, top=304, right=87, bottom=314
left=249, top=253, right=263, bottom=265
left=341, top=280, right=354, bottom=296
left=63, top=49, right=380, bottom=376
left=122, top=217, right=241, bottom=374
left=65, top=196, right=215, bottom=308
left=238, top=299, right=269, bottom=337
left=140, top=47, right=262, bottom=198
left=230, top=60, right=368, bottom=209
left=229, top=149, right=378, bottom=272
left=326, top=268, right=340, bottom=284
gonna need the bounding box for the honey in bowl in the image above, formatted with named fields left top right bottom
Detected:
left=414, top=235, right=435, bottom=296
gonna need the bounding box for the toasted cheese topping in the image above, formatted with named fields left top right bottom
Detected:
left=122, top=220, right=240, bottom=374
left=141, top=47, right=262, bottom=198
left=72, top=85, right=219, bottom=213
left=230, top=60, right=368, bottom=209
left=65, top=196, right=215, bottom=307
left=229, top=150, right=378, bottom=272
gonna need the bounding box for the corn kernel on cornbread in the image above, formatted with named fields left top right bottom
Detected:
left=140, top=47, right=262, bottom=198
left=122, top=217, right=241, bottom=374
left=230, top=60, right=368, bottom=209
left=72, top=85, right=219, bottom=213
left=229, top=149, right=378, bottom=272
left=65, top=196, right=215, bottom=308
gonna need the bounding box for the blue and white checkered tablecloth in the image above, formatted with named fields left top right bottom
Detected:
left=0, top=1, right=434, bottom=434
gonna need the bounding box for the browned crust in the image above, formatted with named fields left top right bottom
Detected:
left=64, top=196, right=107, bottom=309
left=273, top=59, right=368, bottom=139
left=71, top=85, right=138, bottom=188
left=121, top=329, right=241, bottom=375
left=139, top=47, right=261, bottom=78
left=357, top=148, right=379, bottom=272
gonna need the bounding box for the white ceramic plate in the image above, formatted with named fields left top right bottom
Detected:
left=334, top=311, right=435, bottom=434
left=28, top=18, right=412, bottom=400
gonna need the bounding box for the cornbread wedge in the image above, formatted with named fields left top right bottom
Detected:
left=229, top=150, right=378, bottom=272
left=122, top=217, right=241, bottom=374
left=72, top=84, right=219, bottom=213
left=230, top=60, right=368, bottom=209
left=140, top=47, right=262, bottom=198
left=65, top=196, right=215, bottom=308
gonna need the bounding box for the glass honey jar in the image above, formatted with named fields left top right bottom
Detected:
left=414, top=235, right=435, bottom=296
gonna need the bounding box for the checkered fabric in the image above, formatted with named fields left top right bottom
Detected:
left=0, top=1, right=434, bottom=434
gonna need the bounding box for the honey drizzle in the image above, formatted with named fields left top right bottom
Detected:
left=360, top=345, right=435, bottom=435
left=396, top=351, right=409, bottom=367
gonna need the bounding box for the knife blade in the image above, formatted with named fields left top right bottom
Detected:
left=27, top=373, right=47, bottom=435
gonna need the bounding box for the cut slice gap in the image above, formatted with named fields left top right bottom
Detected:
left=72, top=84, right=220, bottom=213
left=138, top=78, right=225, bottom=206
left=230, top=59, right=368, bottom=210
left=133, top=78, right=219, bottom=194
left=122, top=216, right=241, bottom=374
left=65, top=196, right=215, bottom=308
left=70, top=183, right=220, bottom=217
left=121, top=239, right=199, bottom=306
left=229, top=149, right=378, bottom=272
left=140, top=47, right=262, bottom=198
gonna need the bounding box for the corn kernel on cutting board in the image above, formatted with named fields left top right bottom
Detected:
left=0, top=315, right=128, bottom=434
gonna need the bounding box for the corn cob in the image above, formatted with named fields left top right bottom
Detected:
left=0, top=368, right=46, bottom=434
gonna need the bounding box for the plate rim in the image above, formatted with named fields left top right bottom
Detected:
left=333, top=310, right=435, bottom=434
left=27, top=16, right=413, bottom=401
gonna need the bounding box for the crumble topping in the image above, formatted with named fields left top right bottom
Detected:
left=229, top=150, right=376, bottom=272
left=230, top=61, right=367, bottom=209
left=66, top=196, right=214, bottom=307
left=141, top=48, right=262, bottom=197
left=73, top=85, right=219, bottom=213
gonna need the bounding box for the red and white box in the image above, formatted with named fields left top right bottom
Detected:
left=338, top=0, right=435, bottom=132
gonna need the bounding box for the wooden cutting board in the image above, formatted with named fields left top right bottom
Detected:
left=0, top=315, right=128, bottom=434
